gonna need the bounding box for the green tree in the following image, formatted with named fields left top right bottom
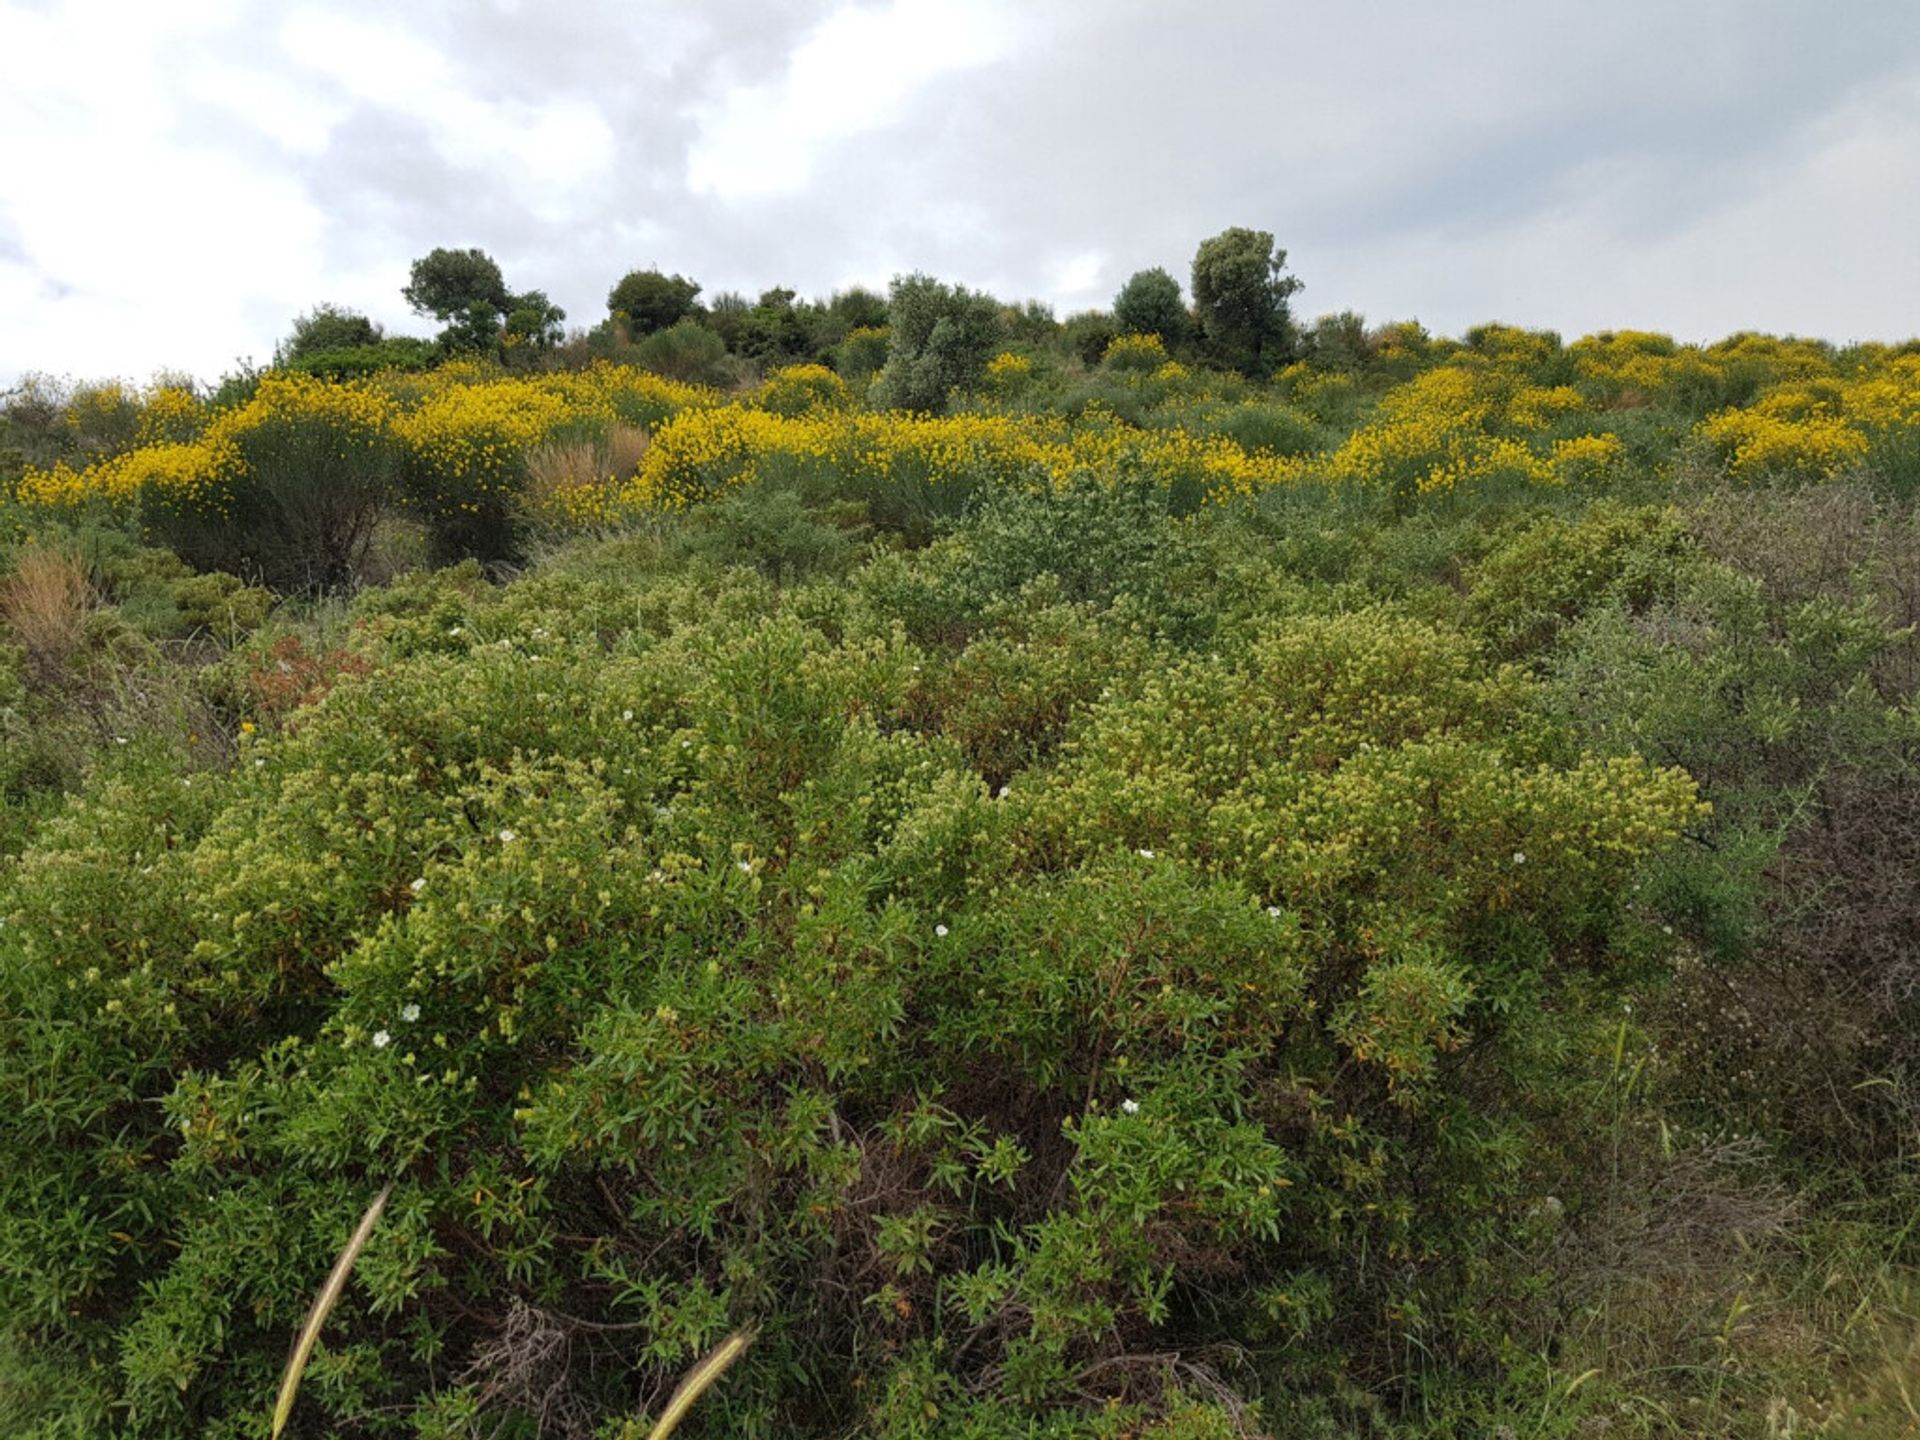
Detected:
left=607, top=269, right=702, bottom=338
left=874, top=274, right=1003, bottom=411
left=279, top=305, right=384, bottom=364
left=737, top=287, right=812, bottom=365
left=1190, top=227, right=1302, bottom=374
left=1112, top=267, right=1190, bottom=348
left=402, top=247, right=512, bottom=323
left=503, top=289, right=567, bottom=355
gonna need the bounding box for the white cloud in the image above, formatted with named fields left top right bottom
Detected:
left=687, top=0, right=1026, bottom=199
left=280, top=9, right=616, bottom=200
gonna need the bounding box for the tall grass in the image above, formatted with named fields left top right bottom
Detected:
left=0, top=540, right=92, bottom=682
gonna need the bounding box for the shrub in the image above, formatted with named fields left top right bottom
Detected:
left=141, top=373, right=399, bottom=592
left=874, top=274, right=1002, bottom=412
left=631, top=319, right=736, bottom=387
left=1103, top=332, right=1170, bottom=373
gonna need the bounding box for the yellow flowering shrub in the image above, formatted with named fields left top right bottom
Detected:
left=1696, top=406, right=1870, bottom=480
left=135, top=386, right=206, bottom=447
left=983, top=351, right=1033, bottom=389
left=754, top=362, right=852, bottom=417
left=1103, top=332, right=1170, bottom=371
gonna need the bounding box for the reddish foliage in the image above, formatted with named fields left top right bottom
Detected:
left=246, top=634, right=373, bottom=722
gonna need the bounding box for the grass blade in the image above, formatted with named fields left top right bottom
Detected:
left=647, top=1328, right=756, bottom=1440
left=272, top=1181, right=394, bottom=1439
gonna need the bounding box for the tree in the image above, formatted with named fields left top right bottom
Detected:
left=280, top=305, right=384, bottom=364
left=607, top=269, right=701, bottom=339
left=1190, top=227, right=1302, bottom=375
left=402, top=248, right=512, bottom=323
left=1112, top=268, right=1190, bottom=348
left=874, top=273, right=1002, bottom=412
left=736, top=287, right=813, bottom=365
left=503, top=290, right=567, bottom=354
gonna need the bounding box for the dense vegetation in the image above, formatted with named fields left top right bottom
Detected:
left=1, top=241, right=1917, bottom=1438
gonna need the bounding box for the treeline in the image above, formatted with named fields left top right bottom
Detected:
left=279, top=226, right=1316, bottom=394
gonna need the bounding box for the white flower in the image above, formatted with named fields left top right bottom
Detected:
left=372, top=1030, right=391, bottom=1049
left=737, top=860, right=753, bottom=874
left=498, top=829, right=517, bottom=844
left=401, top=1004, right=421, bottom=1023
left=448, top=625, right=463, bottom=636
left=1512, top=851, right=1526, bottom=865
left=1138, top=848, right=1155, bottom=859
left=113, top=736, right=127, bottom=745
left=254, top=757, right=266, bottom=767
left=409, top=877, right=426, bottom=894
left=998, top=784, right=1011, bottom=798
left=935, top=924, right=949, bottom=938
left=622, top=709, right=634, bottom=721
left=681, top=739, right=692, bottom=749
left=1266, top=905, right=1283, bottom=918
left=1120, top=1099, right=1140, bottom=1115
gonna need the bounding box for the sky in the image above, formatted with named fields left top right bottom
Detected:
left=3, top=0, right=1919, bottom=384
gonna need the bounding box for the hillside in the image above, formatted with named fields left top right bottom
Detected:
left=2, top=317, right=1917, bottom=1438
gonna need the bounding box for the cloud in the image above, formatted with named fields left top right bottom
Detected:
left=687, top=0, right=1026, bottom=199
left=2, top=0, right=1919, bottom=385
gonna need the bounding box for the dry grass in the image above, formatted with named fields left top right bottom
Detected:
left=0, top=542, right=93, bottom=683
left=525, top=424, right=652, bottom=521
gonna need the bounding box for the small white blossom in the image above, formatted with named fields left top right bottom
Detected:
left=401, top=1004, right=421, bottom=1023
left=738, top=860, right=753, bottom=874
left=998, top=784, right=1011, bottom=798
left=935, top=924, right=949, bottom=938
left=1137, top=848, right=1155, bottom=859
left=372, top=1030, right=391, bottom=1049
left=622, top=709, right=634, bottom=721
left=1120, top=1099, right=1140, bottom=1115
left=113, top=735, right=127, bottom=745
left=448, top=625, right=463, bottom=636
left=498, top=829, right=517, bottom=844
left=1266, top=905, right=1283, bottom=918
left=409, top=877, right=426, bottom=895
left=1512, top=851, right=1526, bottom=865
left=254, top=757, right=266, bottom=767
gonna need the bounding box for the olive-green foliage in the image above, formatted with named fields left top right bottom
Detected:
left=10, top=316, right=1920, bottom=1439
left=1060, top=310, right=1120, bottom=367
left=632, top=319, right=737, bottom=387
left=875, top=274, right=1003, bottom=412
left=283, top=338, right=439, bottom=382
left=402, top=248, right=511, bottom=323
left=607, top=268, right=703, bottom=338
left=279, top=305, right=384, bottom=364
left=1112, top=267, right=1191, bottom=349
left=0, top=470, right=1711, bottom=1438
left=1190, top=227, right=1302, bottom=375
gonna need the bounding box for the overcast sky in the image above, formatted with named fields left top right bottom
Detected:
left=4, top=0, right=1919, bottom=384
